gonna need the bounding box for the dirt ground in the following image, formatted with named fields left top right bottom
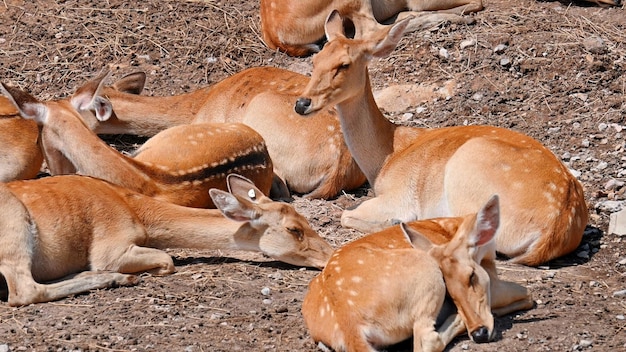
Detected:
left=0, top=0, right=625, bottom=351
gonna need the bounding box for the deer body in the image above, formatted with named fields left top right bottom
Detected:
left=1, top=78, right=275, bottom=208
left=303, top=196, right=507, bottom=351
left=260, top=0, right=483, bottom=57
left=0, top=174, right=333, bottom=306
left=295, top=12, right=588, bottom=266
left=0, top=96, right=43, bottom=181
left=73, top=67, right=365, bottom=199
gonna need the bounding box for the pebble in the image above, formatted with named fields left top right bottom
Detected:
left=579, top=339, right=593, bottom=348
left=439, top=48, right=450, bottom=59
left=0, top=345, right=8, bottom=352
left=262, top=299, right=273, bottom=305
left=261, top=287, right=271, bottom=296
left=494, top=43, right=508, bottom=54
left=500, top=57, right=511, bottom=67
left=613, top=290, right=626, bottom=297
left=460, top=38, right=476, bottom=49
left=617, top=314, right=625, bottom=320
left=583, top=36, right=606, bottom=54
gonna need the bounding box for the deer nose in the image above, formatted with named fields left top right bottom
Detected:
left=294, top=97, right=312, bottom=115
left=471, top=326, right=491, bottom=344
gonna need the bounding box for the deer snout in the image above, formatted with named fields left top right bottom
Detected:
left=470, top=326, right=492, bottom=344
left=294, top=97, right=312, bottom=115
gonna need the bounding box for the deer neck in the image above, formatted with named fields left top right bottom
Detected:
left=96, top=89, right=204, bottom=136
left=43, top=101, right=159, bottom=194
left=335, top=74, right=397, bottom=187
left=133, top=195, right=264, bottom=252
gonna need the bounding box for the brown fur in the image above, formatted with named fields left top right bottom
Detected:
left=295, top=12, right=588, bottom=266
left=0, top=174, right=333, bottom=306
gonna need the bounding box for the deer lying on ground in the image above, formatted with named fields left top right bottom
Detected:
left=295, top=11, right=588, bottom=266
left=260, top=0, right=483, bottom=57
left=67, top=67, right=366, bottom=199
left=303, top=196, right=529, bottom=351
left=0, top=96, right=42, bottom=182
left=260, top=0, right=621, bottom=57
left=0, top=173, right=333, bottom=307
left=0, top=75, right=279, bottom=208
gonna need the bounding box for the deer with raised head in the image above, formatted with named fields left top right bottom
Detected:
left=260, top=0, right=483, bottom=57
left=294, top=11, right=588, bottom=267
left=0, top=173, right=333, bottom=307
left=303, top=195, right=530, bottom=351
left=0, top=96, right=43, bottom=182
left=0, top=74, right=280, bottom=208
left=67, top=67, right=365, bottom=199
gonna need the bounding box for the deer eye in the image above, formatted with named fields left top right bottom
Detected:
left=287, top=227, right=304, bottom=240
left=469, top=271, right=477, bottom=286
left=338, top=63, right=350, bottom=71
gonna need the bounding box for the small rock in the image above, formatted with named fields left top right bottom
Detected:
left=472, top=92, right=483, bottom=101
left=582, top=139, right=590, bottom=147
left=261, top=287, right=271, bottom=296
left=619, top=257, right=626, bottom=265
left=598, top=122, right=608, bottom=131
left=613, top=290, right=626, bottom=297
left=500, top=57, right=511, bottom=67
left=579, top=339, right=593, bottom=348
left=494, top=43, right=508, bottom=54
left=402, top=112, right=414, bottom=121
left=548, top=127, right=561, bottom=134
left=583, top=36, right=606, bottom=54
left=609, top=208, right=626, bottom=236
left=617, top=314, right=625, bottom=320
left=439, top=48, right=450, bottom=59
left=460, top=38, right=476, bottom=49
left=262, top=299, right=273, bottom=305
left=605, top=179, right=624, bottom=190
left=595, top=161, right=608, bottom=170
left=576, top=251, right=589, bottom=259
left=0, top=344, right=8, bottom=352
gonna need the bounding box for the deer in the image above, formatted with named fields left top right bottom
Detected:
left=0, top=173, right=334, bottom=307
left=0, top=96, right=43, bottom=182
left=260, top=0, right=622, bottom=57
left=0, top=74, right=281, bottom=208
left=260, top=0, right=483, bottom=57
left=302, top=195, right=531, bottom=351
left=294, top=11, right=589, bottom=267
left=66, top=67, right=366, bottom=200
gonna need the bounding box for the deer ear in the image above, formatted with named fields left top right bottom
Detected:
left=372, top=16, right=411, bottom=58
left=113, top=72, right=146, bottom=95
left=400, top=222, right=433, bottom=252
left=70, top=70, right=110, bottom=111
left=210, top=189, right=260, bottom=222
left=92, top=96, right=113, bottom=121
left=226, top=174, right=268, bottom=204
left=324, top=10, right=346, bottom=41
left=0, top=82, right=48, bottom=124
left=471, top=195, right=500, bottom=247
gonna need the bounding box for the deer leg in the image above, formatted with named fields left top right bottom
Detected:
left=482, top=260, right=534, bottom=316
left=96, top=244, right=176, bottom=276
left=435, top=313, right=467, bottom=347
left=341, top=197, right=412, bottom=233
left=1, top=264, right=138, bottom=306
left=413, top=318, right=446, bottom=352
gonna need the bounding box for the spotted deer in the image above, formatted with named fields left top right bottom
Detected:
left=260, top=0, right=483, bottom=57
left=0, top=173, right=333, bottom=306
left=68, top=67, right=365, bottom=199
left=0, top=75, right=279, bottom=208
left=302, top=196, right=531, bottom=351
left=294, top=11, right=588, bottom=266
left=0, top=96, right=43, bottom=181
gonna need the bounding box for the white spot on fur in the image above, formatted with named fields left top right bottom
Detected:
left=351, top=276, right=363, bottom=283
